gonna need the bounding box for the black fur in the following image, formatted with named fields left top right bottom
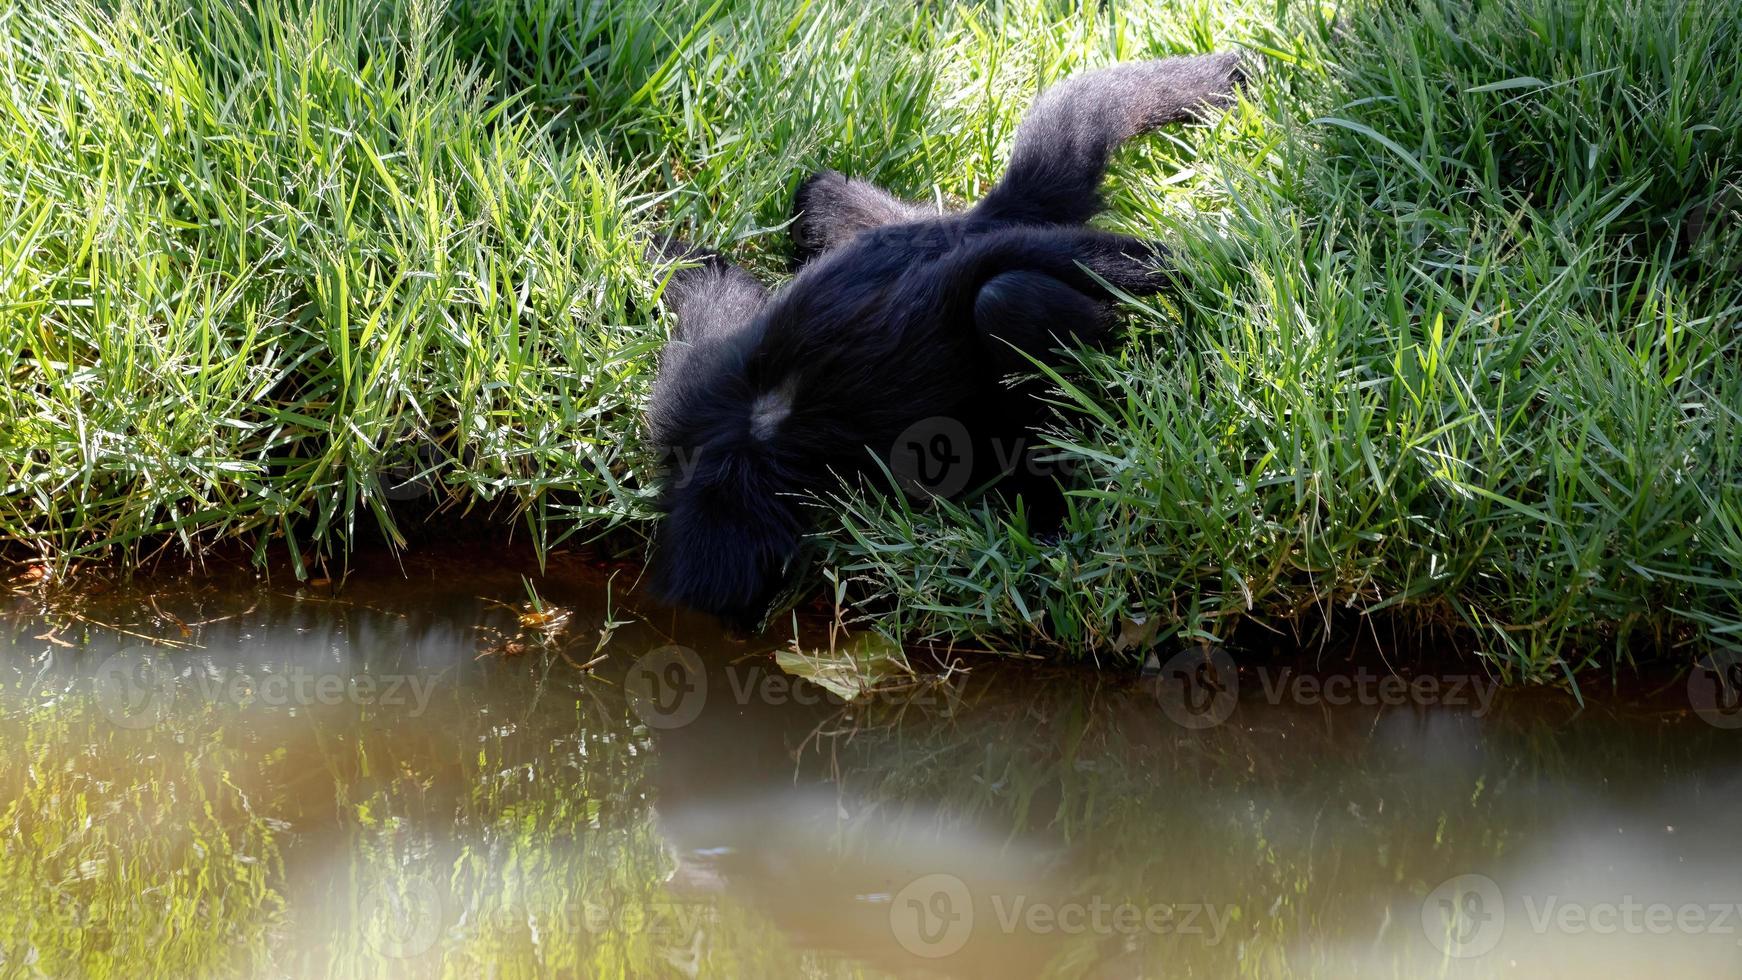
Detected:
left=646, top=52, right=1244, bottom=628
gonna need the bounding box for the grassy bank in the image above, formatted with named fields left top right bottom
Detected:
left=3, top=0, right=1739, bottom=680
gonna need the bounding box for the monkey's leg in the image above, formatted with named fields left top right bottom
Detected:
left=929, top=225, right=1171, bottom=367
left=973, top=52, right=1244, bottom=226
left=946, top=225, right=1172, bottom=305
left=789, top=170, right=938, bottom=266
left=647, top=236, right=767, bottom=345
left=644, top=237, right=771, bottom=470
left=973, top=270, right=1119, bottom=374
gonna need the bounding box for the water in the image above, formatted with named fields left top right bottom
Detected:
left=2, top=550, right=1739, bottom=978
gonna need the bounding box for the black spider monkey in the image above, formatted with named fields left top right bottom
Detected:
left=645, top=52, right=1245, bottom=629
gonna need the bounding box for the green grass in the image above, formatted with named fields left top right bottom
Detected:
left=2, top=0, right=1739, bottom=681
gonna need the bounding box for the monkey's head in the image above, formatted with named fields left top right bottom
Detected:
left=647, top=460, right=805, bottom=632
left=645, top=331, right=815, bottom=631
left=643, top=243, right=937, bottom=629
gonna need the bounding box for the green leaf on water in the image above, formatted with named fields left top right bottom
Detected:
left=775, top=632, right=909, bottom=702
left=1113, top=614, right=1161, bottom=653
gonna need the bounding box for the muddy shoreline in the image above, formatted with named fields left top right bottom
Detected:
left=4, top=539, right=1726, bottom=711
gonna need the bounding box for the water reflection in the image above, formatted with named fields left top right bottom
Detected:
left=1, top=553, right=1738, bottom=978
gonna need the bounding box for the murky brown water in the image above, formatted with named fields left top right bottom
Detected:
left=2, top=550, right=1739, bottom=978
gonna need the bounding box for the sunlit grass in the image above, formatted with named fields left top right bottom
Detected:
left=820, top=0, right=1742, bottom=679
left=2, top=0, right=1739, bottom=678
left=0, top=0, right=656, bottom=570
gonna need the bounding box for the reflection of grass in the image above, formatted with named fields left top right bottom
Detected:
left=2, top=582, right=1733, bottom=976
left=825, top=675, right=1731, bottom=978
left=2, top=0, right=1740, bottom=675
left=0, top=658, right=1516, bottom=977
left=0, top=699, right=284, bottom=976
left=285, top=667, right=822, bottom=978
left=0, top=643, right=794, bottom=977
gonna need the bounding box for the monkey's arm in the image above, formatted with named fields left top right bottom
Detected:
left=789, top=170, right=938, bottom=266
left=973, top=271, right=1119, bottom=374
left=936, top=226, right=1170, bottom=366
left=974, top=52, right=1244, bottom=226
left=947, top=225, right=1170, bottom=298
left=647, top=236, right=767, bottom=344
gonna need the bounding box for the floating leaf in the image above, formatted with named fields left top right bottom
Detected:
left=775, top=632, right=908, bottom=701
left=1113, top=614, right=1160, bottom=653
